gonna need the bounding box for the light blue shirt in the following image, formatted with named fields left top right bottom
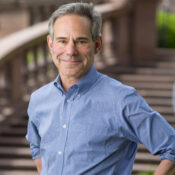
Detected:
left=26, top=65, right=175, bottom=175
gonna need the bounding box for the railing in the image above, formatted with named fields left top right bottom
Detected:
left=0, top=0, right=107, bottom=25
left=0, top=0, right=134, bottom=107
left=27, top=0, right=107, bottom=25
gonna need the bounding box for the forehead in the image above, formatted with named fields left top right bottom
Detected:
left=53, top=14, right=92, bottom=37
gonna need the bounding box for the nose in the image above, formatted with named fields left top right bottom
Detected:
left=66, top=42, right=77, bottom=56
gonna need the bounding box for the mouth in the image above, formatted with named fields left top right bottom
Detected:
left=61, top=59, right=81, bottom=64
left=57, top=56, right=82, bottom=64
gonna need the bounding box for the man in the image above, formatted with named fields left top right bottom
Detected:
left=26, top=2, right=175, bottom=175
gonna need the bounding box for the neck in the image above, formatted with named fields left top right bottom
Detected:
left=59, top=66, right=92, bottom=92
left=60, top=76, right=80, bottom=92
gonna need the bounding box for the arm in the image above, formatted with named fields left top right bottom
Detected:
left=26, top=126, right=41, bottom=174
left=155, top=159, right=175, bottom=175
left=121, top=89, right=175, bottom=171
left=26, top=94, right=42, bottom=174
left=34, top=158, right=42, bottom=174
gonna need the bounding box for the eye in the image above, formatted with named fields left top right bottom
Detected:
left=58, top=40, right=66, bottom=44
left=77, top=40, right=88, bottom=44
left=57, top=39, right=67, bottom=45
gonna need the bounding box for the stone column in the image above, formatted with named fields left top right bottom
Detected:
left=131, top=0, right=160, bottom=63
left=111, top=13, right=132, bottom=66
left=5, top=53, right=24, bottom=103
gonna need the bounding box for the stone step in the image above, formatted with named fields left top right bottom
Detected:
left=135, top=152, right=160, bottom=164
left=0, top=147, right=31, bottom=158
left=164, top=114, right=175, bottom=118
left=123, top=81, right=173, bottom=90
left=0, top=170, right=38, bottom=175
left=10, top=119, right=28, bottom=128
left=134, top=60, right=175, bottom=69
left=101, top=65, right=175, bottom=76
left=135, top=67, right=175, bottom=76
left=0, top=158, right=36, bottom=170
left=137, top=90, right=172, bottom=98
left=132, top=163, right=157, bottom=175
left=151, top=106, right=174, bottom=115
left=154, top=62, right=175, bottom=68
left=1, top=128, right=26, bottom=137
left=144, top=98, right=172, bottom=106
left=137, top=144, right=149, bottom=153
left=0, top=137, right=28, bottom=147
left=10, top=124, right=27, bottom=128
left=117, top=74, right=174, bottom=83
left=163, top=116, right=175, bottom=125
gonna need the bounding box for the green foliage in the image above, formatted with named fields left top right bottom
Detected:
left=136, top=171, right=154, bottom=175
left=26, top=50, right=43, bottom=64
left=27, top=51, right=34, bottom=64
left=157, top=10, right=175, bottom=48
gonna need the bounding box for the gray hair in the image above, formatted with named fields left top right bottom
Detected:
left=48, top=2, right=102, bottom=41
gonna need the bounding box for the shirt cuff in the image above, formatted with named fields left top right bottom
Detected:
left=29, top=143, right=41, bottom=159
left=160, top=152, right=175, bottom=162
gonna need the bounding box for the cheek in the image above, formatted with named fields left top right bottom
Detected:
left=81, top=46, right=94, bottom=56
left=82, top=48, right=94, bottom=64
left=52, top=44, right=64, bottom=55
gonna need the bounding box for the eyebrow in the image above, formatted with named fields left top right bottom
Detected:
left=55, top=37, right=67, bottom=40
left=76, top=37, right=89, bottom=41
left=55, top=37, right=89, bottom=41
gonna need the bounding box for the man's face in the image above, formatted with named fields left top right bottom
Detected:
left=47, top=14, right=101, bottom=81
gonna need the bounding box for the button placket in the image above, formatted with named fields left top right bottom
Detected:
left=57, top=95, right=75, bottom=174
left=56, top=97, right=71, bottom=173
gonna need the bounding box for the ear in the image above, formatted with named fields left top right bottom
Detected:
left=95, top=36, right=102, bottom=54
left=47, top=35, right=53, bottom=53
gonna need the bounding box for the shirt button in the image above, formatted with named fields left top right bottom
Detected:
left=78, top=93, right=81, bottom=97
left=67, top=99, right=70, bottom=103
left=62, top=124, right=67, bottom=129
left=58, top=151, right=62, bottom=155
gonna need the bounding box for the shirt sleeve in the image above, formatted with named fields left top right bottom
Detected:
left=26, top=94, right=41, bottom=159
left=122, top=88, right=175, bottom=162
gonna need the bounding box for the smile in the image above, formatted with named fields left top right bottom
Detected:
left=61, top=59, right=81, bottom=64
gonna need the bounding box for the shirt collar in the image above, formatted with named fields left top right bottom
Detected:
left=76, top=64, right=99, bottom=94
left=53, top=74, right=64, bottom=94
left=53, top=64, right=100, bottom=95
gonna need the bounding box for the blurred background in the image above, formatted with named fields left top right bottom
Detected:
left=1, top=0, right=175, bottom=48
left=0, top=0, right=175, bottom=175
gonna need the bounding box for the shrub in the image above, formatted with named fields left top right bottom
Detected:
left=136, top=171, right=154, bottom=175
left=157, top=10, right=175, bottom=48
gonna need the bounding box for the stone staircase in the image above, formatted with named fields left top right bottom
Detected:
left=102, top=53, right=175, bottom=174
left=0, top=51, right=175, bottom=175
